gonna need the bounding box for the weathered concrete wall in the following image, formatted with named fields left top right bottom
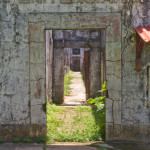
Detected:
left=89, top=47, right=101, bottom=98
left=0, top=0, right=150, bottom=142
left=46, top=30, right=53, bottom=100
left=52, top=48, right=64, bottom=104
left=64, top=48, right=71, bottom=75
left=80, top=48, right=86, bottom=72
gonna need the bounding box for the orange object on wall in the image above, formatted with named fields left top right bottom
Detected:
left=135, top=25, right=150, bottom=44
left=135, top=25, right=150, bottom=71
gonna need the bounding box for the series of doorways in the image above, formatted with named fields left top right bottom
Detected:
left=46, top=29, right=106, bottom=104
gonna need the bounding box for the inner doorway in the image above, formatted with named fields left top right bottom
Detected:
left=46, top=30, right=105, bottom=105
left=46, top=29, right=106, bottom=143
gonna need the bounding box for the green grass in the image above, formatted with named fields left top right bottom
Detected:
left=64, top=71, right=73, bottom=96
left=36, top=136, right=48, bottom=143
left=0, top=138, right=4, bottom=143
left=13, top=138, right=21, bottom=143
left=22, top=138, right=32, bottom=143
left=47, top=104, right=105, bottom=143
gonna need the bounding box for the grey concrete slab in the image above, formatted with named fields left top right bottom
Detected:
left=46, top=145, right=97, bottom=150
left=0, top=144, right=43, bottom=150
left=0, top=143, right=150, bottom=150
left=48, top=142, right=150, bottom=150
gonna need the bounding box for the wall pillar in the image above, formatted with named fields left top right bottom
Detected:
left=46, top=30, right=53, bottom=100
left=52, top=48, right=64, bottom=104
left=89, top=47, right=101, bottom=98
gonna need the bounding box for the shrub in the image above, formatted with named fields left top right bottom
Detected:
left=23, top=138, right=32, bottom=143
left=13, top=138, right=21, bottom=143
left=36, top=136, right=48, bottom=143
left=0, top=138, right=4, bottom=143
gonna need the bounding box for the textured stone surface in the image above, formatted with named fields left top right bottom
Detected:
left=52, top=48, right=64, bottom=104
left=0, top=144, right=43, bottom=150
left=0, top=125, right=46, bottom=141
left=46, top=30, right=53, bottom=100
left=89, top=47, right=101, bottom=98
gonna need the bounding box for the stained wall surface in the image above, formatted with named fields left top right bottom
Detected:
left=0, top=0, right=150, bottom=142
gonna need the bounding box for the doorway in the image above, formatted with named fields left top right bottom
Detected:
left=28, top=12, right=122, bottom=141
left=46, top=29, right=106, bottom=143
left=46, top=30, right=105, bottom=105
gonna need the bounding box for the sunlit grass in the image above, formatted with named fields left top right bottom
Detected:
left=47, top=104, right=105, bottom=143
left=64, top=71, right=73, bottom=96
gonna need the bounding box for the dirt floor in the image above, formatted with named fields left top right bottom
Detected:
left=64, top=72, right=86, bottom=105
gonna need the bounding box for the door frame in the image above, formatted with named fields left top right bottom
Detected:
left=28, top=12, right=122, bottom=141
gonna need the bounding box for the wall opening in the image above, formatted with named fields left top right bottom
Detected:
left=46, top=30, right=106, bottom=105
left=46, top=29, right=106, bottom=142
left=29, top=12, right=121, bottom=141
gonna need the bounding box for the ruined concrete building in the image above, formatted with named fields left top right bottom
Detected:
left=0, top=0, right=150, bottom=142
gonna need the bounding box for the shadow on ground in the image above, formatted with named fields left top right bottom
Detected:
left=48, top=142, right=150, bottom=150
left=0, top=142, right=150, bottom=150
left=90, top=142, right=150, bottom=150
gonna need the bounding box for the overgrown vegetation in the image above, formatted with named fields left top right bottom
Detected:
left=87, top=81, right=106, bottom=140
left=22, top=138, right=32, bottom=143
left=0, top=138, right=4, bottom=143
left=64, top=71, right=73, bottom=96
left=47, top=104, right=104, bottom=143
left=36, top=136, right=48, bottom=143
left=13, top=138, right=21, bottom=143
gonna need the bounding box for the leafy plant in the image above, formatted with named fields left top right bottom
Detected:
left=0, top=138, right=4, bottom=143
left=87, top=81, right=106, bottom=140
left=36, top=136, right=48, bottom=143
left=23, top=138, right=32, bottom=143
left=87, top=81, right=106, bottom=111
left=13, top=138, right=21, bottom=143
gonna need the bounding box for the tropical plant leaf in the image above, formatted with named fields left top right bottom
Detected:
left=98, top=101, right=104, bottom=105
left=102, top=81, right=106, bottom=89
left=94, top=97, right=100, bottom=105
left=87, top=98, right=95, bottom=104
left=97, top=89, right=106, bottom=93
left=99, top=96, right=105, bottom=101
left=97, top=104, right=105, bottom=111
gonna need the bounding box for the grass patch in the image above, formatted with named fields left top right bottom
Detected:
left=64, top=71, right=73, bottom=96
left=36, top=136, right=48, bottom=143
left=47, top=104, right=105, bottom=143
left=0, top=138, right=4, bottom=143
left=13, top=138, right=21, bottom=143
left=22, top=138, right=32, bottom=143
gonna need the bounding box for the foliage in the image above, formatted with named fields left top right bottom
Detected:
left=87, top=81, right=106, bottom=111
left=47, top=104, right=104, bottom=143
left=0, top=138, right=4, bottom=143
left=13, top=138, right=21, bottom=143
left=36, top=136, right=48, bottom=143
left=64, top=71, right=73, bottom=96
left=87, top=81, right=106, bottom=140
left=22, top=138, right=32, bottom=143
